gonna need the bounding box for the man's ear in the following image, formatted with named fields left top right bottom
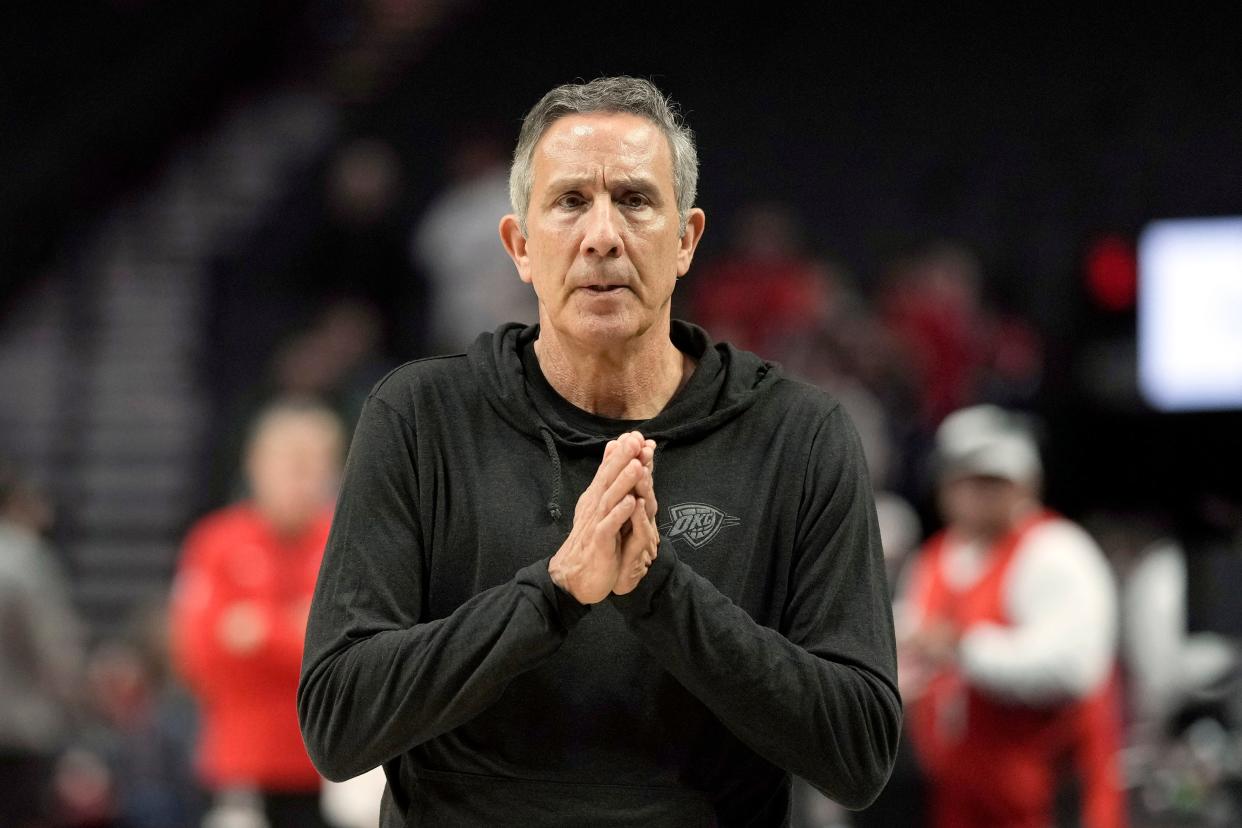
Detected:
left=676, top=208, right=706, bottom=277
left=499, top=214, right=532, bottom=284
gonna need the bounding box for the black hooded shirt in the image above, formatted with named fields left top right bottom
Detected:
left=297, top=320, right=901, bottom=827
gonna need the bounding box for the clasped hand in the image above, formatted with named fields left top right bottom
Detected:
left=548, top=431, right=659, bottom=604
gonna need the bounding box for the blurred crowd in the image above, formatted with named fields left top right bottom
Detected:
left=1, top=132, right=1240, bottom=828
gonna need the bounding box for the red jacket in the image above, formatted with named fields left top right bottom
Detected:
left=170, top=503, right=331, bottom=792
left=905, top=512, right=1126, bottom=828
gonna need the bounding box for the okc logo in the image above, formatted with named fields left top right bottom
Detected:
left=661, top=503, right=741, bottom=550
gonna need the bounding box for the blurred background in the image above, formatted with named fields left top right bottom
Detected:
left=1, top=2, right=1240, bottom=826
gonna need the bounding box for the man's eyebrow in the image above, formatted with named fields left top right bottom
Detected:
left=543, top=173, right=663, bottom=193
left=544, top=174, right=595, bottom=192
left=610, top=174, right=660, bottom=193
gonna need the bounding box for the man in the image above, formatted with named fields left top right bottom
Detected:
left=298, top=76, right=900, bottom=827
left=171, top=399, right=343, bottom=828
left=0, top=461, right=83, bottom=828
left=412, top=133, right=539, bottom=352
left=898, top=404, right=1126, bottom=827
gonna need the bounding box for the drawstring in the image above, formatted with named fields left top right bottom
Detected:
left=538, top=426, right=564, bottom=522
left=537, top=428, right=664, bottom=525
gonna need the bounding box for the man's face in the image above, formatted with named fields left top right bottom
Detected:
left=938, top=474, right=1029, bottom=540
left=501, top=112, right=705, bottom=348
left=246, top=414, right=341, bottom=534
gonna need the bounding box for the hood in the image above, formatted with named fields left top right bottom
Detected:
left=468, top=319, right=779, bottom=447
left=466, top=319, right=780, bottom=522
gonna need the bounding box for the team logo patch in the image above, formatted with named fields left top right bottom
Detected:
left=660, top=503, right=741, bottom=549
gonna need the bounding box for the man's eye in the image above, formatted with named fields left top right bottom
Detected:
left=621, top=193, right=649, bottom=209
left=557, top=194, right=585, bottom=209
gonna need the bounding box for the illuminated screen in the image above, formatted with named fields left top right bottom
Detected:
left=1138, top=216, right=1242, bottom=412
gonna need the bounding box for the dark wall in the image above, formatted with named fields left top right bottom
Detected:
left=0, top=1, right=311, bottom=304
left=353, top=5, right=1242, bottom=522
left=5, top=3, right=1241, bottom=525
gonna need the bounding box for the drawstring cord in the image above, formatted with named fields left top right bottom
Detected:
left=538, top=428, right=665, bottom=526
left=539, top=426, right=564, bottom=523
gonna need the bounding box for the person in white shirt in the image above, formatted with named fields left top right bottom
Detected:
left=896, top=404, right=1126, bottom=828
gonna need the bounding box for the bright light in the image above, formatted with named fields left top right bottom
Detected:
left=1138, top=217, right=1242, bottom=412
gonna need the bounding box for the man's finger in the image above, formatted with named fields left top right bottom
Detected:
left=633, top=465, right=653, bottom=497
left=586, top=435, right=642, bottom=502
left=628, top=510, right=658, bottom=565
left=631, top=501, right=650, bottom=540
left=597, top=493, right=638, bottom=540
left=637, top=441, right=657, bottom=519
left=631, top=466, right=658, bottom=519
left=618, top=498, right=652, bottom=569
left=598, top=458, right=645, bottom=518
left=632, top=497, right=660, bottom=544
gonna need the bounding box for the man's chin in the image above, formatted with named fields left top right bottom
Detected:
left=554, top=310, right=650, bottom=349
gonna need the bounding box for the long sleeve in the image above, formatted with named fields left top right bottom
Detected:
left=169, top=525, right=308, bottom=694
left=0, top=529, right=84, bottom=751
left=957, top=520, right=1117, bottom=705
left=25, top=542, right=84, bottom=709
left=297, top=394, right=591, bottom=782
left=608, top=404, right=901, bottom=810
left=1123, top=541, right=1189, bottom=722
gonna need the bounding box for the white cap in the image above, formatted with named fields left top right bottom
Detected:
left=935, top=404, right=1042, bottom=484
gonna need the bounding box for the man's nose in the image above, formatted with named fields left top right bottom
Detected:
left=581, top=198, right=623, bottom=258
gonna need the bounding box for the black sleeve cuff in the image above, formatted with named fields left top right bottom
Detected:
left=518, top=555, right=593, bottom=631
left=607, top=535, right=679, bottom=618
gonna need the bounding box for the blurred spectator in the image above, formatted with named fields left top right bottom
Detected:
left=411, top=133, right=538, bottom=351
left=299, top=137, right=420, bottom=360
left=879, top=242, right=983, bottom=427
left=170, top=400, right=344, bottom=828
left=209, top=299, right=391, bottom=509
left=1119, top=533, right=1242, bottom=824
left=210, top=136, right=416, bottom=415
left=897, top=405, right=1126, bottom=828
left=270, top=299, right=392, bottom=429
left=63, top=605, right=203, bottom=828
left=1123, top=539, right=1238, bottom=743
left=321, top=765, right=386, bottom=828
left=879, top=242, right=1043, bottom=430
left=0, top=460, right=84, bottom=828
left=689, top=201, right=835, bottom=361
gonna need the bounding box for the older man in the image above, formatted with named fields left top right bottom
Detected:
left=298, top=76, right=899, bottom=827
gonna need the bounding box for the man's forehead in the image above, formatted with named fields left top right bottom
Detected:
left=544, top=111, right=656, bottom=143
left=533, top=112, right=672, bottom=185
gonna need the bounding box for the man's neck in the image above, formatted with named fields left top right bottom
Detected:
left=533, top=320, right=693, bottom=420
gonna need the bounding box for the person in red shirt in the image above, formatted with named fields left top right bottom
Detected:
left=688, top=201, right=836, bottom=360
left=171, top=398, right=343, bottom=828
left=898, top=405, right=1127, bottom=828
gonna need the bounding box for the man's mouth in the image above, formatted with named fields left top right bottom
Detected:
left=584, top=284, right=627, bottom=293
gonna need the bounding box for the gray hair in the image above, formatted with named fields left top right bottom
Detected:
left=508, top=76, right=699, bottom=236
